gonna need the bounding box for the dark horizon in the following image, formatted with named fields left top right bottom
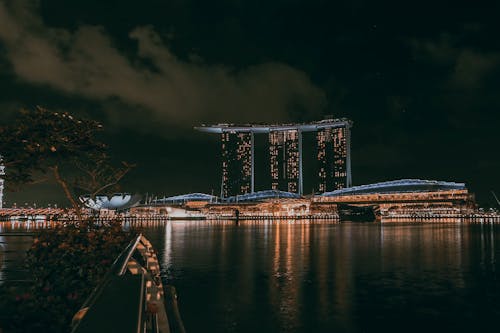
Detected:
left=0, top=0, right=498, bottom=207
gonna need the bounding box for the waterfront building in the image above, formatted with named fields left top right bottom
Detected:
left=202, top=198, right=315, bottom=219
left=154, top=193, right=216, bottom=205
left=195, top=118, right=352, bottom=197
left=221, top=131, right=254, bottom=198
left=136, top=179, right=487, bottom=222
left=79, top=193, right=142, bottom=211
left=269, top=129, right=301, bottom=193
left=224, top=189, right=301, bottom=203
left=317, top=124, right=352, bottom=192
left=314, top=179, right=476, bottom=221
left=318, top=178, right=468, bottom=198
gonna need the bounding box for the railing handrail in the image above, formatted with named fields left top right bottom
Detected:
left=72, top=233, right=143, bottom=324
left=72, top=233, right=185, bottom=333
left=113, top=234, right=143, bottom=276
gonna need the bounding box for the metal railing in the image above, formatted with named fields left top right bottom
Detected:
left=71, top=234, right=185, bottom=333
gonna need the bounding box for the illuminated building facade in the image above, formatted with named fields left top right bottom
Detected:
left=221, top=131, right=254, bottom=198
left=195, top=118, right=352, bottom=197
left=313, top=179, right=477, bottom=222
left=269, top=130, right=302, bottom=193
left=317, top=124, right=352, bottom=192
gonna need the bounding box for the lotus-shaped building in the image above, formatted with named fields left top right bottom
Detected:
left=80, top=193, right=142, bottom=211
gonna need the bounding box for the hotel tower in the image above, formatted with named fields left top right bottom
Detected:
left=196, top=118, right=352, bottom=198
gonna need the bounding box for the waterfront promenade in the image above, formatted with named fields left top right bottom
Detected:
left=0, top=209, right=500, bottom=226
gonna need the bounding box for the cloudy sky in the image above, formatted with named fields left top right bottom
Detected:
left=0, top=0, right=499, bottom=205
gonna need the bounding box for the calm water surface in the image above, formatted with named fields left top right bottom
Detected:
left=2, top=221, right=500, bottom=332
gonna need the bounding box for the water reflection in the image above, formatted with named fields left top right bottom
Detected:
left=0, top=225, right=40, bottom=285
left=0, top=220, right=60, bottom=285
left=2, top=220, right=500, bottom=332
left=140, top=221, right=500, bottom=333
left=0, top=220, right=58, bottom=232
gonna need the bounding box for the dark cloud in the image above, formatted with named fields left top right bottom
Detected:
left=411, top=33, right=500, bottom=89
left=0, top=0, right=325, bottom=130
left=453, top=50, right=500, bottom=88
left=0, top=0, right=498, bottom=206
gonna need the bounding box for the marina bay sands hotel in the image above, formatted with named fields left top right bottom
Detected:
left=196, top=118, right=352, bottom=198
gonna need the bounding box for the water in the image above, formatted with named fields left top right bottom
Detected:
left=2, top=221, right=500, bottom=332
left=0, top=221, right=55, bottom=284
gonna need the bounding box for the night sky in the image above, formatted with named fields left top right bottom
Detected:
left=0, top=0, right=499, bottom=206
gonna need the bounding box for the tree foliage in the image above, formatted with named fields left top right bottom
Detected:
left=0, top=221, right=135, bottom=333
left=0, top=107, right=138, bottom=332
left=73, top=152, right=135, bottom=199
left=0, top=106, right=134, bottom=210
left=0, top=107, right=104, bottom=185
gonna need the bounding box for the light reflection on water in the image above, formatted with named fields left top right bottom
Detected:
left=141, top=220, right=500, bottom=333
left=0, top=220, right=65, bottom=285
left=2, top=220, right=500, bottom=332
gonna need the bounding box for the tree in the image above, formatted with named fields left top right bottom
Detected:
left=73, top=152, right=135, bottom=208
left=0, top=107, right=137, bottom=332
left=0, top=106, right=133, bottom=217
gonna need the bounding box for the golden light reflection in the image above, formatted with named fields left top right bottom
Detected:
left=379, top=224, right=467, bottom=288
left=163, top=221, right=172, bottom=269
